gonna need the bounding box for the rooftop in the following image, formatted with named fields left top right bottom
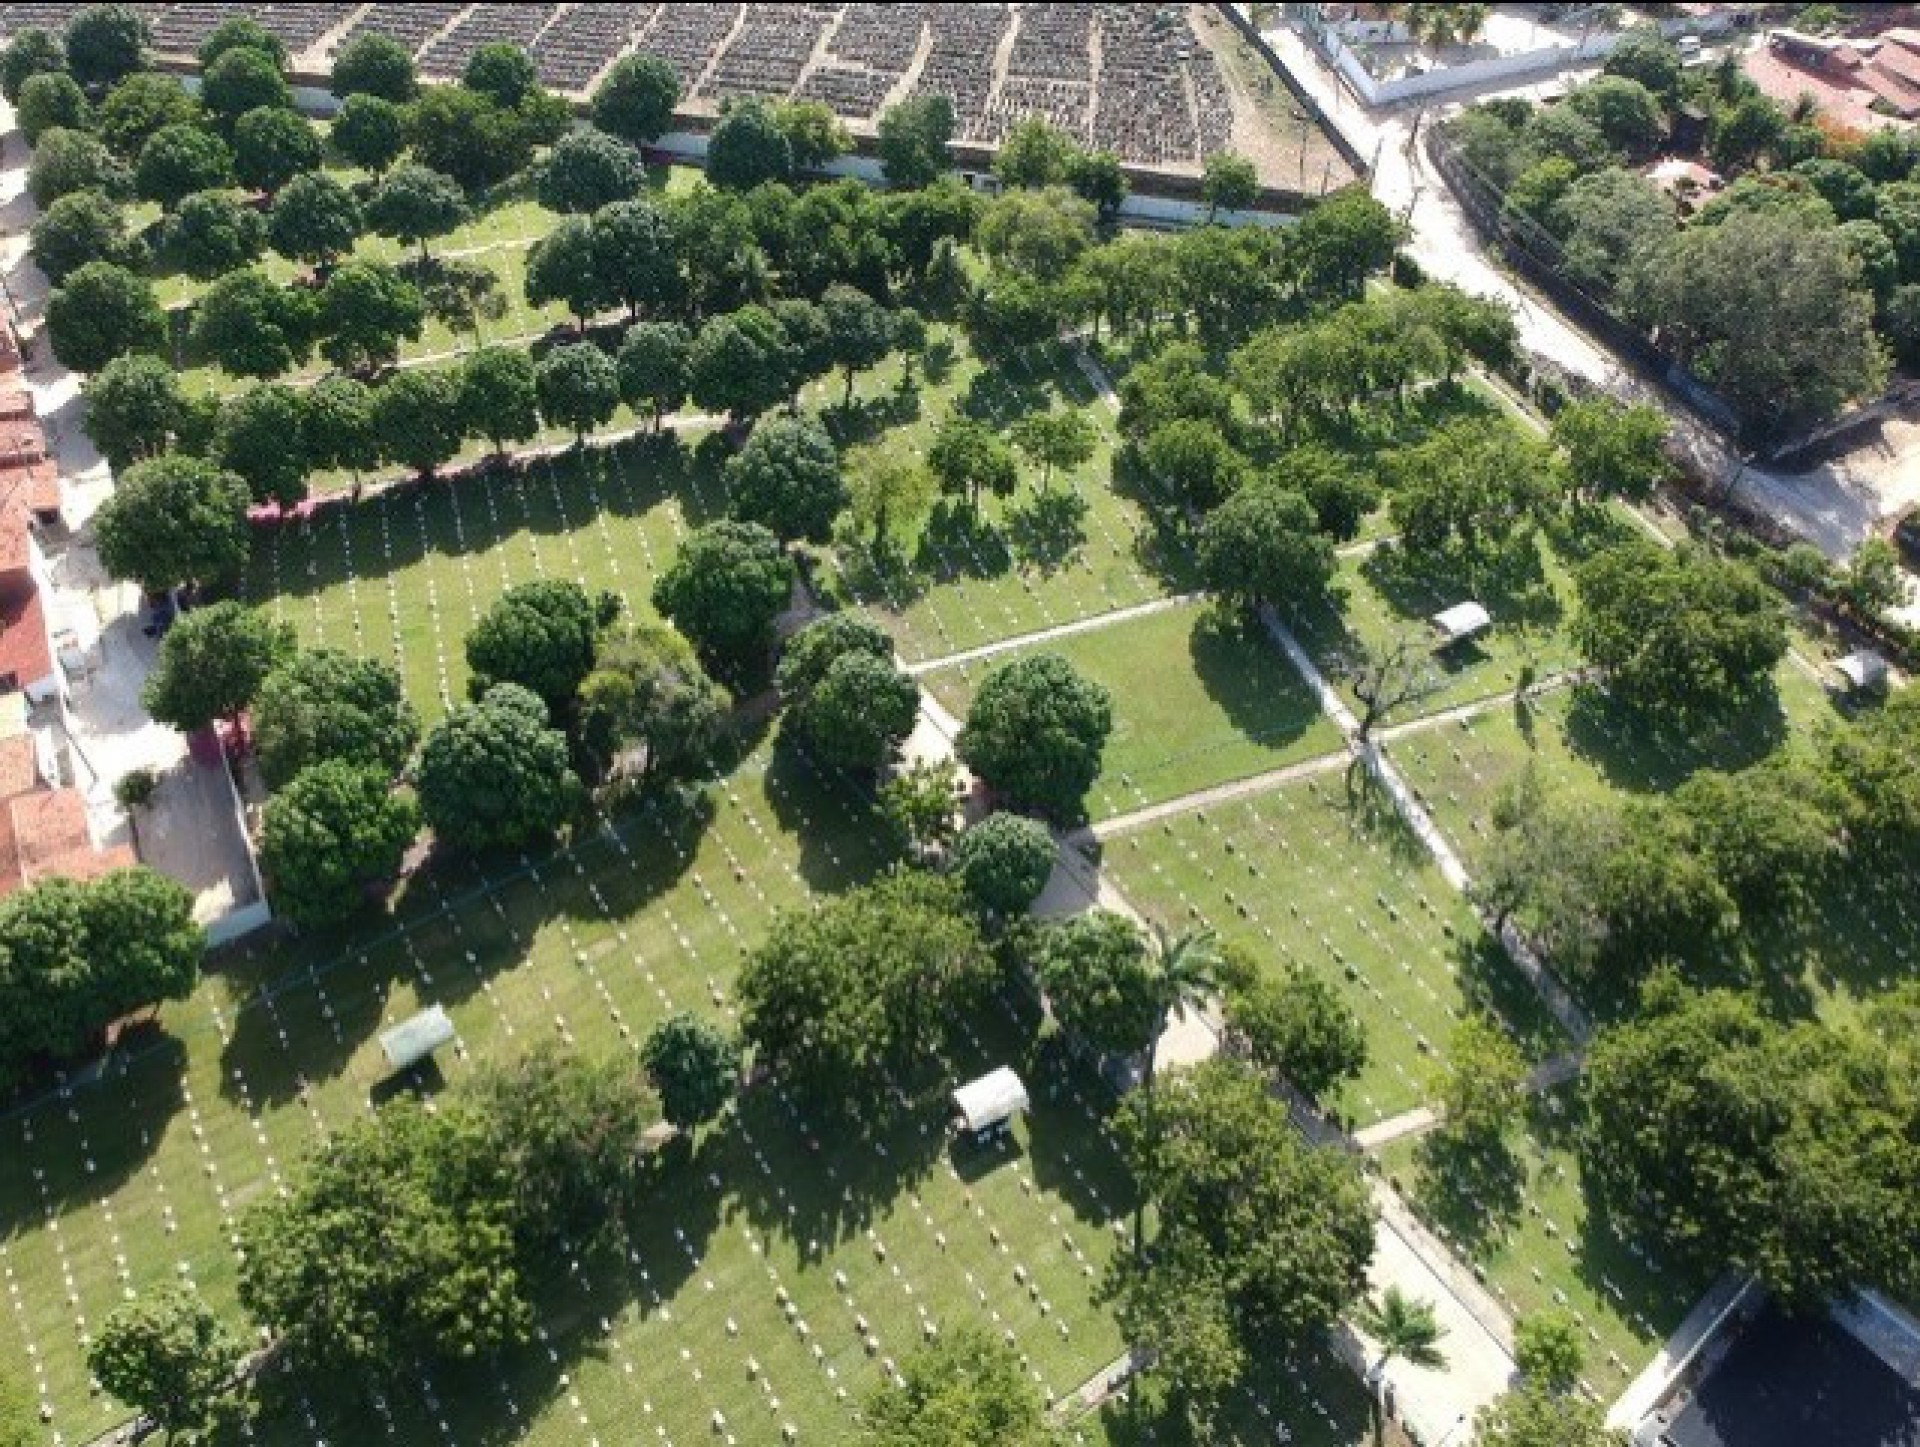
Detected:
left=1660, top=1304, right=1920, bottom=1447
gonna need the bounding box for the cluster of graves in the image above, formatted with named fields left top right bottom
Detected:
left=0, top=1, right=1254, bottom=173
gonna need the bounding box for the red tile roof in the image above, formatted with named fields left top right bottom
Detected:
left=0, top=585, right=53, bottom=694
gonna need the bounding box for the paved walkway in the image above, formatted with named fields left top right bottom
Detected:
left=1, top=109, right=261, bottom=934
left=905, top=592, right=1202, bottom=676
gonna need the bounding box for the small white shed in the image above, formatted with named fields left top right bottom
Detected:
left=379, top=1005, right=455, bottom=1073
left=1430, top=601, right=1491, bottom=648
left=951, top=1067, right=1029, bottom=1139
left=1831, top=650, right=1890, bottom=694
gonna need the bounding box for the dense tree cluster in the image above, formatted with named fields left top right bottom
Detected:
left=739, top=870, right=995, bottom=1109
left=1445, top=29, right=1902, bottom=436
left=1581, top=975, right=1920, bottom=1308
left=239, top=1046, right=664, bottom=1379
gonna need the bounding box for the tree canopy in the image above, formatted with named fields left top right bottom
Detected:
left=141, top=601, right=294, bottom=732
left=260, top=760, right=419, bottom=927
left=950, top=812, right=1056, bottom=917
left=465, top=578, right=616, bottom=712
left=725, top=412, right=846, bottom=544
left=739, top=870, right=994, bottom=1108
left=253, top=648, right=420, bottom=789
left=415, top=683, right=583, bottom=850
left=88, top=1285, right=244, bottom=1442
left=957, top=652, right=1112, bottom=820
left=1108, top=1059, right=1375, bottom=1432
left=95, top=453, right=250, bottom=595
left=651, top=520, right=792, bottom=675
left=640, top=1013, right=741, bottom=1132
left=0, top=866, right=201, bottom=1089
left=45, top=258, right=164, bottom=375
left=1572, top=540, right=1788, bottom=720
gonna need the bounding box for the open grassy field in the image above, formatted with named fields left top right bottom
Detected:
left=0, top=740, right=1375, bottom=1447
left=920, top=600, right=1341, bottom=823
left=1374, top=1088, right=1707, bottom=1402
left=1098, top=774, right=1569, bottom=1127
left=243, top=431, right=716, bottom=720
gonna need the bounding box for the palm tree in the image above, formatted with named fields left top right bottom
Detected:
left=1140, top=922, right=1221, bottom=1096
left=1130, top=922, right=1222, bottom=1257
left=1356, top=1287, right=1448, bottom=1443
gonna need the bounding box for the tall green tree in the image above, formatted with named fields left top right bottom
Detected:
left=415, top=683, right=582, bottom=850
left=45, top=258, right=163, bottom=374
left=457, top=345, right=540, bottom=458
left=739, top=870, right=994, bottom=1108
left=262, top=173, right=369, bottom=275
left=651, top=520, right=792, bottom=675
left=1108, top=1059, right=1375, bottom=1434
left=724, top=412, right=845, bottom=544
left=464, top=578, right=616, bottom=712
left=95, top=454, right=250, bottom=595
left=232, top=104, right=324, bottom=195
left=535, top=341, right=622, bottom=446
left=858, top=1328, right=1055, bottom=1447
left=329, top=32, right=417, bottom=101
left=590, top=53, right=678, bottom=145
left=134, top=122, right=231, bottom=208
left=876, top=94, right=955, bottom=189
left=317, top=260, right=424, bottom=372
left=1572, top=540, right=1788, bottom=720
left=369, top=366, right=464, bottom=477
left=578, top=619, right=730, bottom=782
left=83, top=353, right=182, bottom=469
left=141, top=602, right=295, bottom=732
left=640, top=1013, right=741, bottom=1132
left=957, top=653, right=1111, bottom=819
left=259, top=760, right=419, bottom=927
left=252, top=648, right=419, bottom=789
left=191, top=266, right=315, bottom=379
left=88, top=1285, right=244, bottom=1444
left=30, top=187, right=144, bottom=284
left=365, top=161, right=469, bottom=257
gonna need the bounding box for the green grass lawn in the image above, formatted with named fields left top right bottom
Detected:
left=1374, top=1088, right=1705, bottom=1401
left=159, top=165, right=710, bottom=400
left=1099, top=775, right=1569, bottom=1127
left=243, top=430, right=719, bottom=720
left=921, top=600, right=1342, bottom=822
left=822, top=335, right=1190, bottom=667
left=0, top=742, right=1172, bottom=1446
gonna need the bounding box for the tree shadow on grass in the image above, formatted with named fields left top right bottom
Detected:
left=823, top=388, right=921, bottom=448
left=1, top=1029, right=187, bottom=1218
left=917, top=498, right=1013, bottom=581
left=1188, top=610, right=1326, bottom=757
left=1562, top=685, right=1790, bottom=795
left=1005, top=486, right=1090, bottom=574
left=246, top=1129, right=727, bottom=1447
left=724, top=1066, right=951, bottom=1262
left=1404, top=1128, right=1526, bottom=1259
left=958, top=365, right=1049, bottom=425
left=761, top=733, right=892, bottom=895
left=217, top=791, right=717, bottom=1110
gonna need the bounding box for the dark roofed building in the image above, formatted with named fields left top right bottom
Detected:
left=1657, top=1304, right=1920, bottom=1447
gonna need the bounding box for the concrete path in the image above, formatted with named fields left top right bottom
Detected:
left=1361, top=1182, right=1519, bottom=1445
left=905, top=592, right=1202, bottom=677
left=1075, top=748, right=1352, bottom=843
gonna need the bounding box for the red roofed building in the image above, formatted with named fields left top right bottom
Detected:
left=0, top=732, right=134, bottom=898
left=1747, top=28, right=1920, bottom=127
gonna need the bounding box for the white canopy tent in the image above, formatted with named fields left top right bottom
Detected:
left=1430, top=601, right=1491, bottom=647
left=951, top=1067, right=1029, bottom=1138
left=379, top=1005, right=455, bottom=1073
left=1831, top=650, right=1890, bottom=694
